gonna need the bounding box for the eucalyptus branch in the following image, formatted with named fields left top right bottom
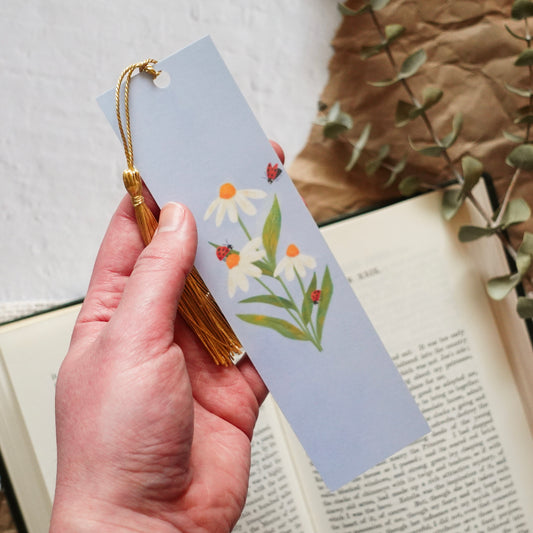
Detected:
left=330, top=0, right=533, bottom=317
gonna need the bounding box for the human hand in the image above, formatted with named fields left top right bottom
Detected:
left=50, top=140, right=283, bottom=532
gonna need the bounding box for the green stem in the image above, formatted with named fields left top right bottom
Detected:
left=276, top=276, right=322, bottom=350
left=238, top=216, right=252, bottom=241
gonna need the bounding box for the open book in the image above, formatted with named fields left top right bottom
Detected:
left=234, top=189, right=533, bottom=532
left=1, top=188, right=532, bottom=532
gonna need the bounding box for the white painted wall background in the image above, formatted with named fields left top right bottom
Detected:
left=0, top=1, right=340, bottom=305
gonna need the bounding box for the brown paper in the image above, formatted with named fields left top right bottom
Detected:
left=289, top=0, right=533, bottom=252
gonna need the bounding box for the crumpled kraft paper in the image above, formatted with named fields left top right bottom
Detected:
left=289, top=0, right=532, bottom=251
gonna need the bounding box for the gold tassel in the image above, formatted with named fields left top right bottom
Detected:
left=115, top=60, right=242, bottom=366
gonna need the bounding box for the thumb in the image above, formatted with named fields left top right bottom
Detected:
left=112, top=202, right=197, bottom=345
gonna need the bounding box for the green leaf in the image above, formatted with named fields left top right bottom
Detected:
left=337, top=2, right=370, bottom=16
left=408, top=137, right=445, bottom=157
left=385, top=24, right=405, bottom=42
left=517, top=296, right=533, bottom=318
left=237, top=314, right=309, bottom=341
left=440, top=113, right=463, bottom=148
left=365, top=144, right=389, bottom=175
left=458, top=225, right=496, bottom=242
left=512, top=0, right=533, bottom=20
left=395, top=100, right=419, bottom=127
left=370, top=0, right=391, bottom=9
left=505, top=83, right=532, bottom=98
left=238, top=294, right=296, bottom=310
left=514, top=105, right=533, bottom=124
left=486, top=273, right=522, bottom=300
left=368, top=77, right=400, bottom=87
left=422, top=86, right=443, bottom=109
left=516, top=251, right=532, bottom=275
left=361, top=43, right=386, bottom=59
left=253, top=259, right=274, bottom=277
left=500, top=197, right=531, bottom=228
left=460, top=155, right=483, bottom=200
left=302, top=273, right=317, bottom=325
left=505, top=24, right=529, bottom=41
left=316, top=267, right=333, bottom=344
left=398, top=175, right=420, bottom=196
left=506, top=144, right=533, bottom=170
left=503, top=130, right=526, bottom=143
left=322, top=102, right=354, bottom=139
left=383, top=154, right=407, bottom=188
left=515, top=49, right=533, bottom=66
left=442, top=188, right=463, bottom=220
left=399, top=49, right=426, bottom=79
left=346, top=123, right=371, bottom=171
left=262, top=195, right=281, bottom=269
left=519, top=231, right=533, bottom=254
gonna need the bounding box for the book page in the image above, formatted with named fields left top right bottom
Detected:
left=0, top=304, right=80, bottom=533
left=233, top=395, right=316, bottom=533
left=282, top=190, right=533, bottom=531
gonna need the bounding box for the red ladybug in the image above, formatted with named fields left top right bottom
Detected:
left=266, top=162, right=282, bottom=184
left=216, top=244, right=233, bottom=261
left=311, top=290, right=321, bottom=305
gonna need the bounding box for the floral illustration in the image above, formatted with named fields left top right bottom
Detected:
left=204, top=171, right=333, bottom=352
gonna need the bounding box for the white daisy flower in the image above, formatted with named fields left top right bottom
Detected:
left=274, top=244, right=316, bottom=282
left=204, top=182, right=267, bottom=226
left=226, top=238, right=266, bottom=297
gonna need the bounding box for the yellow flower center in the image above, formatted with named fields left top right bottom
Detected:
left=219, top=182, right=237, bottom=200
left=286, top=244, right=300, bottom=257
left=226, top=253, right=240, bottom=269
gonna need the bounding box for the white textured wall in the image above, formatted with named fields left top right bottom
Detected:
left=0, top=0, right=340, bottom=304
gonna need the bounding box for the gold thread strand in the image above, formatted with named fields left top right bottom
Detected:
left=115, top=60, right=241, bottom=366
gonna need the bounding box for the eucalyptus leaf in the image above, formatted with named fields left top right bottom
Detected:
left=516, top=251, right=532, bottom=275
left=361, top=44, right=386, bottom=59
left=503, top=130, right=526, bottom=143
left=505, top=24, right=529, bottom=41
left=408, top=137, right=445, bottom=157
left=442, top=189, right=463, bottom=220
left=506, top=144, right=533, bottom=170
left=505, top=83, right=532, bottom=98
left=515, top=49, right=533, bottom=66
left=316, top=267, right=333, bottom=344
left=511, top=0, right=533, bottom=20
left=441, top=113, right=463, bottom=148
left=514, top=104, right=533, bottom=124
left=262, top=195, right=281, bottom=270
left=370, top=0, right=391, bottom=9
left=486, top=273, right=522, bottom=300
left=368, top=77, right=400, bottom=87
left=322, top=102, right=353, bottom=139
left=500, top=197, right=531, bottom=228
left=385, top=24, right=405, bottom=42
left=460, top=155, right=483, bottom=200
left=238, top=294, right=296, bottom=310
left=395, top=100, right=422, bottom=127
left=517, top=296, right=533, bottom=318
left=237, top=314, right=309, bottom=341
left=398, top=175, right=420, bottom=196
left=399, top=49, right=427, bottom=79
left=365, top=144, right=389, bottom=176
left=458, top=225, right=496, bottom=242
left=383, top=154, right=407, bottom=188
left=337, top=2, right=370, bottom=16
left=346, top=123, right=371, bottom=171
left=519, top=231, right=533, bottom=254
left=422, top=86, right=443, bottom=109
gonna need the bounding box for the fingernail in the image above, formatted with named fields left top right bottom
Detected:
left=158, top=202, right=184, bottom=233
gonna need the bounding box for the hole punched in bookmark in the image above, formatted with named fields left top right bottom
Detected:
left=115, top=59, right=242, bottom=366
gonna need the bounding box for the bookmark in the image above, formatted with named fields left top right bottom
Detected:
left=98, top=37, right=429, bottom=490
